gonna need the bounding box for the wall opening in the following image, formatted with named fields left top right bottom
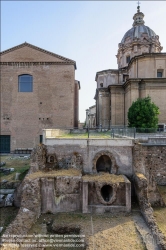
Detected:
left=0, top=135, right=10, bottom=153
left=96, top=155, right=112, bottom=173
left=101, top=185, right=113, bottom=202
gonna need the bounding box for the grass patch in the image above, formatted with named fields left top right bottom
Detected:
left=26, top=168, right=81, bottom=180
left=154, top=207, right=166, bottom=237
left=158, top=185, right=166, bottom=204
left=0, top=155, right=30, bottom=182
left=54, top=131, right=112, bottom=139
left=83, top=173, right=126, bottom=183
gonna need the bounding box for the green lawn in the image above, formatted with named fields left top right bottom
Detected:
left=56, top=131, right=112, bottom=139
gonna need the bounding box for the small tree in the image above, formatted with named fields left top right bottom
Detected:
left=128, top=96, right=160, bottom=128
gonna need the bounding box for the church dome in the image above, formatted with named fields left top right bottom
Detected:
left=121, top=25, right=156, bottom=44
left=120, top=6, right=158, bottom=44
left=116, top=5, right=163, bottom=69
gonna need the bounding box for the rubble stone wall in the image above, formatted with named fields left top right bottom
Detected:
left=133, top=142, right=166, bottom=205
left=134, top=173, right=166, bottom=250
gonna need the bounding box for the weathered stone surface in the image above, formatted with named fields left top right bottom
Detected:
left=134, top=172, right=166, bottom=250
left=21, top=178, right=41, bottom=215
left=4, top=207, right=37, bottom=235
left=133, top=142, right=166, bottom=206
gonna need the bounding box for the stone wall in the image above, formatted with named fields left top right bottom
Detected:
left=134, top=173, right=166, bottom=250
left=43, top=138, right=134, bottom=177
left=133, top=142, right=166, bottom=205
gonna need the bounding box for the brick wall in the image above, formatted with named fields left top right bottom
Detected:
left=0, top=43, right=78, bottom=151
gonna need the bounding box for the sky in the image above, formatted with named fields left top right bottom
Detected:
left=1, top=1, right=166, bottom=122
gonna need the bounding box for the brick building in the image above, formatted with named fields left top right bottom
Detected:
left=94, top=6, right=166, bottom=127
left=0, top=42, right=80, bottom=153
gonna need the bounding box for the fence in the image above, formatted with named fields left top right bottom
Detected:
left=44, top=127, right=166, bottom=140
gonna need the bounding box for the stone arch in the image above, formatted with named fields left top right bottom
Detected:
left=95, top=182, right=118, bottom=205
left=47, top=154, right=57, bottom=164
left=92, top=151, right=118, bottom=174
left=96, top=155, right=112, bottom=173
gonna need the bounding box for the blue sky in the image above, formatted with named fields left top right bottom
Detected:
left=1, top=1, right=166, bottom=122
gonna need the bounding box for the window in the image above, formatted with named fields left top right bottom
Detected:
left=100, top=83, right=103, bottom=87
left=18, top=74, right=33, bottom=92
left=157, top=70, right=163, bottom=78
left=40, top=135, right=43, bottom=143
left=126, top=56, right=130, bottom=64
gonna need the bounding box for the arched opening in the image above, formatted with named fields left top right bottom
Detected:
left=101, top=185, right=113, bottom=202
left=96, top=155, right=112, bottom=173
left=50, top=156, right=54, bottom=163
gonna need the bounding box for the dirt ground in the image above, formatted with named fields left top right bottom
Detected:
left=1, top=203, right=166, bottom=250
left=26, top=211, right=146, bottom=250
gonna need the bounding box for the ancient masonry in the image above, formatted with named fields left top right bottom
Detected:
left=2, top=135, right=166, bottom=249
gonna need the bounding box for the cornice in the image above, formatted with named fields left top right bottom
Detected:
left=0, top=61, right=75, bottom=66
left=124, top=78, right=166, bottom=88
left=108, top=84, right=124, bottom=89
left=95, top=69, right=119, bottom=81
left=128, top=52, right=166, bottom=68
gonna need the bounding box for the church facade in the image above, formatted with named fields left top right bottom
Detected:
left=94, top=6, right=166, bottom=128
left=0, top=43, right=80, bottom=153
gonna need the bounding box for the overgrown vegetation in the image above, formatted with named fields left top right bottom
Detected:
left=128, top=96, right=160, bottom=129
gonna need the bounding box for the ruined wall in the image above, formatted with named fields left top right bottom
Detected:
left=41, top=176, right=82, bottom=213
left=133, top=143, right=166, bottom=185
left=43, top=139, right=134, bottom=177
left=5, top=178, right=41, bottom=235
left=88, top=182, right=126, bottom=206
left=133, top=142, right=166, bottom=205
left=134, top=173, right=166, bottom=250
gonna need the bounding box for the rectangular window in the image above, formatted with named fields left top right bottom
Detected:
left=40, top=135, right=43, bottom=143
left=126, top=56, right=130, bottom=64
left=18, top=75, right=33, bottom=92
left=157, top=71, right=163, bottom=78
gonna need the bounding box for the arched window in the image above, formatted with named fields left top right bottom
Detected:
left=18, top=74, right=33, bottom=92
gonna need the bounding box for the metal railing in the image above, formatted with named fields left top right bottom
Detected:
left=44, top=127, right=166, bottom=139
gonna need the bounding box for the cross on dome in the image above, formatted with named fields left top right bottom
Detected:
left=137, top=1, right=141, bottom=12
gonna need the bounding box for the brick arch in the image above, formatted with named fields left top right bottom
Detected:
left=92, top=150, right=118, bottom=174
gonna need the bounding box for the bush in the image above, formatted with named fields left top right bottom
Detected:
left=128, top=96, right=160, bottom=129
